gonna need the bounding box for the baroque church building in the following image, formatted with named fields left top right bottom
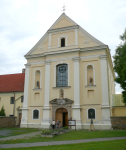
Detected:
left=21, top=13, right=115, bottom=129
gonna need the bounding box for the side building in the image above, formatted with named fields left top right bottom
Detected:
left=21, top=13, right=115, bottom=129
left=0, top=72, right=25, bottom=126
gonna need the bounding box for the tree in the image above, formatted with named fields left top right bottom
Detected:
left=113, top=29, right=126, bottom=105
left=0, top=106, right=6, bottom=116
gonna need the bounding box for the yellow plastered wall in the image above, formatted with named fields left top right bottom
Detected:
left=28, top=65, right=45, bottom=107
left=0, top=92, right=23, bottom=117
left=112, top=107, right=126, bottom=116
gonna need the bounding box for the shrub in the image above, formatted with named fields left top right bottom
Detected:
left=63, top=126, right=69, bottom=129
left=0, top=106, right=6, bottom=116
left=41, top=129, right=52, bottom=135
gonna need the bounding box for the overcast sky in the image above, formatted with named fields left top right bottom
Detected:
left=0, top=0, right=126, bottom=94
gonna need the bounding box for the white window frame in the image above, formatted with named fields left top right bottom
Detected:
left=54, top=62, right=69, bottom=87
left=57, top=35, right=68, bottom=47
left=87, top=108, right=96, bottom=120
left=33, top=69, right=42, bottom=89
left=85, top=64, right=95, bottom=86
left=32, top=109, right=40, bottom=120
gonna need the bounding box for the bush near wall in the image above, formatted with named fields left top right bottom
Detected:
left=111, top=117, right=126, bottom=129
left=0, top=117, right=17, bottom=128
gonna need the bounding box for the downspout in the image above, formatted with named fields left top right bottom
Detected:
left=13, top=92, right=15, bottom=116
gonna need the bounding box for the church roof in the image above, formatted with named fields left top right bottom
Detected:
left=0, top=73, right=25, bottom=92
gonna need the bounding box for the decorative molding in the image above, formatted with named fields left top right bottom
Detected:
left=48, top=33, right=51, bottom=49
left=85, top=85, right=96, bottom=87
left=44, top=48, right=80, bottom=56
left=99, top=54, right=107, bottom=59
left=48, top=25, right=79, bottom=33
left=25, top=63, right=31, bottom=67
left=53, top=86, right=71, bottom=89
left=75, top=29, right=78, bottom=45
left=80, top=45, right=108, bottom=52
left=72, top=57, right=80, bottom=62
left=83, top=38, right=90, bottom=44
left=44, top=60, right=51, bottom=65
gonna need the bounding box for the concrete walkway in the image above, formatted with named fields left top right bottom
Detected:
left=0, top=131, right=41, bottom=141
left=0, top=137, right=126, bottom=149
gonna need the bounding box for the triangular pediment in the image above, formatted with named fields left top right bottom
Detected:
left=25, top=13, right=105, bottom=57
left=49, top=13, right=77, bottom=29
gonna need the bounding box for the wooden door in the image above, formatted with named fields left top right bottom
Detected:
left=65, top=113, right=68, bottom=126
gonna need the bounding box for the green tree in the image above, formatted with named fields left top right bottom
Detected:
left=113, top=29, right=126, bottom=105
left=0, top=106, right=6, bottom=116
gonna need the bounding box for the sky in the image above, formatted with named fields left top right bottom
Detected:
left=0, top=0, right=126, bottom=94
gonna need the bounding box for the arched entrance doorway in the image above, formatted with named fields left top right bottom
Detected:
left=56, top=108, right=68, bottom=127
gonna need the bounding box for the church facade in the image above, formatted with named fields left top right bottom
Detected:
left=21, top=13, right=115, bottom=129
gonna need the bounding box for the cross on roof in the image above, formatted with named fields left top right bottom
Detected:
left=62, top=5, right=66, bottom=13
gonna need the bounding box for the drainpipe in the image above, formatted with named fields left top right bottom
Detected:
left=13, top=92, right=15, bottom=116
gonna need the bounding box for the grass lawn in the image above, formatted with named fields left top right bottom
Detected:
left=0, top=139, right=126, bottom=150
left=0, top=130, right=126, bottom=144
left=0, top=128, right=39, bottom=138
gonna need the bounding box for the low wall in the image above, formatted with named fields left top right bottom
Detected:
left=111, top=117, right=126, bottom=129
left=0, top=117, right=17, bottom=128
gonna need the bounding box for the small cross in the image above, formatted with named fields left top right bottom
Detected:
left=62, top=5, right=66, bottom=13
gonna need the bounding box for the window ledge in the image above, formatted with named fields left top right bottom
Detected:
left=33, top=88, right=42, bottom=91
left=53, top=86, right=71, bottom=89
left=85, top=85, right=96, bottom=87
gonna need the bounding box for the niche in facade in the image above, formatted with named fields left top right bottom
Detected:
left=35, top=70, right=40, bottom=89
left=34, top=93, right=40, bottom=101
left=87, top=65, right=93, bottom=86
left=59, top=89, right=64, bottom=99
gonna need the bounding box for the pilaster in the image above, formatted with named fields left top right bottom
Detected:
left=72, top=57, right=82, bottom=128
left=20, top=63, right=30, bottom=127
left=99, top=55, right=111, bottom=128
left=41, top=60, right=51, bottom=128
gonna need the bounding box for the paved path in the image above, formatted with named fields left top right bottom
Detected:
left=0, top=137, right=126, bottom=149
left=0, top=131, right=41, bottom=141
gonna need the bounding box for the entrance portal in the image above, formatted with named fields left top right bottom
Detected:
left=56, top=108, right=68, bottom=127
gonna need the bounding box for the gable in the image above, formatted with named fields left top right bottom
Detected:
left=52, top=16, right=75, bottom=29
left=25, top=13, right=105, bottom=57
left=78, top=30, right=99, bottom=48
left=49, top=13, right=78, bottom=30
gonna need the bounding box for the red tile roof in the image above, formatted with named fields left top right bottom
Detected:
left=0, top=73, right=25, bottom=92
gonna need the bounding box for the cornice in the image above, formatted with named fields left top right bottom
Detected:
left=80, top=45, right=108, bottom=52
left=25, top=63, right=31, bottom=67
left=72, top=57, right=80, bottom=61
left=48, top=25, right=79, bottom=33
left=25, top=45, right=108, bottom=59
left=44, top=48, right=80, bottom=56
left=24, top=53, right=44, bottom=59
left=99, top=54, right=107, bottom=59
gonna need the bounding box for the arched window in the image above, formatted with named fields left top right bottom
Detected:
left=33, top=109, right=39, bottom=119
left=88, top=108, right=95, bottom=119
left=56, top=64, right=68, bottom=87
left=61, top=38, right=65, bottom=47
